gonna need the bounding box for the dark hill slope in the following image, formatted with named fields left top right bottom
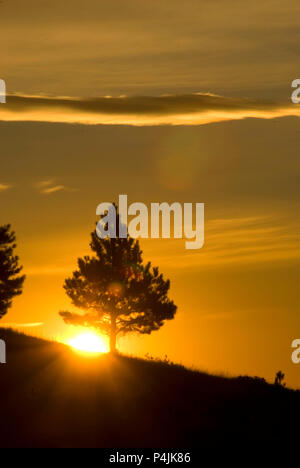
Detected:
left=0, top=328, right=299, bottom=447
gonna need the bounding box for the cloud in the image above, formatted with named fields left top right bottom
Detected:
left=42, top=185, right=69, bottom=194
left=0, top=93, right=299, bottom=126
left=36, top=179, right=56, bottom=188
left=0, top=183, right=12, bottom=192
left=144, top=215, right=300, bottom=268
left=36, top=179, right=77, bottom=194
left=0, top=322, right=43, bottom=328
left=1, top=0, right=299, bottom=102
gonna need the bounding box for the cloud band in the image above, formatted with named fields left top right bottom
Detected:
left=0, top=93, right=299, bottom=126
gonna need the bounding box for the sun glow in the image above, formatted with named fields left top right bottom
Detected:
left=68, top=332, right=108, bottom=354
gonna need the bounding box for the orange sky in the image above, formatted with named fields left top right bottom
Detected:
left=0, top=0, right=300, bottom=388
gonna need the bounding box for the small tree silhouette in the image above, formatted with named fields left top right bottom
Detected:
left=274, top=370, right=285, bottom=386
left=0, top=225, right=25, bottom=319
left=59, top=210, right=177, bottom=352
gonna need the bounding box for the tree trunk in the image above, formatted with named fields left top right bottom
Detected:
left=110, top=315, right=117, bottom=353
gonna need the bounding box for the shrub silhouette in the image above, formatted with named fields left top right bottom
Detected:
left=274, top=370, right=285, bottom=387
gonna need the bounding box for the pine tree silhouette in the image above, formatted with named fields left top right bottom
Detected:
left=59, top=209, right=177, bottom=352
left=0, top=225, right=25, bottom=319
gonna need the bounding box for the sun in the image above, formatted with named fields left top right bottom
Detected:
left=68, top=332, right=108, bottom=354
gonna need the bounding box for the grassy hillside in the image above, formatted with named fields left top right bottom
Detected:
left=0, top=328, right=299, bottom=447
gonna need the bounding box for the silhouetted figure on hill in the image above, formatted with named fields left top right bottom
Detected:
left=274, top=370, right=285, bottom=386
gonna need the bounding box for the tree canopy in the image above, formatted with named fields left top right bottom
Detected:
left=60, top=214, right=177, bottom=352
left=0, top=224, right=25, bottom=319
